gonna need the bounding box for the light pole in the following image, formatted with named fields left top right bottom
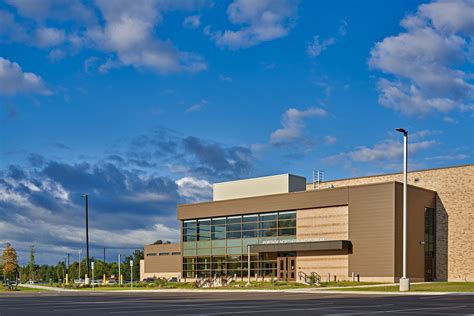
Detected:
left=81, top=194, right=90, bottom=283
left=78, top=249, right=82, bottom=282
left=91, top=261, right=95, bottom=288
left=118, top=254, right=124, bottom=285
left=130, top=260, right=133, bottom=289
left=396, top=128, right=410, bottom=292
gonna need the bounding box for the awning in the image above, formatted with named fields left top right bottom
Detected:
left=249, top=240, right=351, bottom=253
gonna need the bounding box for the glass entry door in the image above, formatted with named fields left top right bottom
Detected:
left=277, top=257, right=296, bottom=281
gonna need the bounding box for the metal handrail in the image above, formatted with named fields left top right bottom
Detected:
left=298, top=271, right=321, bottom=286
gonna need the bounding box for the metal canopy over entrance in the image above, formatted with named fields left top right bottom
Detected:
left=249, top=240, right=352, bottom=253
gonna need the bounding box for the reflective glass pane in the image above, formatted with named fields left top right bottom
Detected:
left=243, top=215, right=258, bottom=223
left=260, top=221, right=277, bottom=230
left=260, top=213, right=277, bottom=221
left=278, top=219, right=296, bottom=228
left=279, top=228, right=296, bottom=236
left=226, top=230, right=241, bottom=239
left=260, top=229, right=277, bottom=237
left=242, top=230, right=257, bottom=238
left=227, top=216, right=242, bottom=224
left=278, top=211, right=296, bottom=220
left=242, top=222, right=258, bottom=230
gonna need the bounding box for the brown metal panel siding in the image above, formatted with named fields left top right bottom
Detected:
left=348, top=183, right=395, bottom=277
left=144, top=244, right=182, bottom=274
left=394, top=183, right=436, bottom=279
left=177, top=187, right=349, bottom=220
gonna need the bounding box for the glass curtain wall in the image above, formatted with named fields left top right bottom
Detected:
left=182, top=211, right=296, bottom=278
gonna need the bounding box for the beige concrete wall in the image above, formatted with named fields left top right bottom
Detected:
left=296, top=206, right=349, bottom=281
left=140, top=260, right=181, bottom=281
left=307, top=165, right=474, bottom=282
left=213, top=174, right=306, bottom=201
left=143, top=243, right=181, bottom=277
left=297, top=206, right=348, bottom=240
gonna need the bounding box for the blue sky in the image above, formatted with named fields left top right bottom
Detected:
left=0, top=0, right=472, bottom=264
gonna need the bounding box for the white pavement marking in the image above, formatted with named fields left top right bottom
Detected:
left=329, top=305, right=468, bottom=315
left=4, top=298, right=168, bottom=309
left=187, top=304, right=396, bottom=315
left=109, top=303, right=393, bottom=315
left=52, top=301, right=308, bottom=313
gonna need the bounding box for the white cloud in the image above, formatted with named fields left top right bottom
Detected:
left=323, top=135, right=337, bottom=145
left=186, top=99, right=208, bottom=113
left=208, top=0, right=298, bottom=50
left=306, top=36, right=336, bottom=57
left=4, top=0, right=208, bottom=74
left=270, top=107, right=328, bottom=146
left=326, top=137, right=436, bottom=164
left=183, top=15, right=201, bottom=29
left=0, top=57, right=51, bottom=95
left=176, top=176, right=212, bottom=202
left=34, top=27, right=66, bottom=47
left=338, top=19, right=348, bottom=36
left=5, top=0, right=96, bottom=23
left=89, top=0, right=208, bottom=73
left=369, top=0, right=474, bottom=115
left=219, top=74, right=233, bottom=82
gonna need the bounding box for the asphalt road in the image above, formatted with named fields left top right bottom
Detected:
left=0, top=291, right=473, bottom=315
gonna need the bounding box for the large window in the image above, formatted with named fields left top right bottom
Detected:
left=183, top=220, right=197, bottom=241
left=182, top=210, right=296, bottom=278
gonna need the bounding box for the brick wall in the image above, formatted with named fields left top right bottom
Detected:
left=296, top=206, right=349, bottom=281
left=306, top=165, right=474, bottom=281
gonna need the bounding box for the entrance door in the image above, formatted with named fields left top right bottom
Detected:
left=424, top=256, right=434, bottom=281
left=277, top=257, right=287, bottom=281
left=288, top=257, right=296, bottom=281
left=277, top=257, right=297, bottom=281
left=424, top=208, right=436, bottom=281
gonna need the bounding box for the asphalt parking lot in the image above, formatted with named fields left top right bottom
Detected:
left=0, top=291, right=473, bottom=315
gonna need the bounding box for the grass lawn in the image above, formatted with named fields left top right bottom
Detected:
left=334, top=282, right=474, bottom=292
left=0, top=285, right=48, bottom=293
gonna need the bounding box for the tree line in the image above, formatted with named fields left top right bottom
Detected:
left=1, top=243, right=144, bottom=283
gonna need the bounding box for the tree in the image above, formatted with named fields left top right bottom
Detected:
left=124, top=249, right=144, bottom=281
left=28, top=245, right=37, bottom=281
left=2, top=243, right=18, bottom=280
left=153, top=240, right=163, bottom=245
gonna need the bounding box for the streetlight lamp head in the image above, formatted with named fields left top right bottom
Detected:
left=396, top=128, right=407, bottom=135
left=81, top=194, right=88, bottom=198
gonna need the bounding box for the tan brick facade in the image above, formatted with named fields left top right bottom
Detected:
left=306, top=165, right=474, bottom=281
left=296, top=206, right=349, bottom=281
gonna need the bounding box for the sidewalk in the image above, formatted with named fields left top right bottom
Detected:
left=18, top=283, right=474, bottom=296
left=19, top=284, right=78, bottom=292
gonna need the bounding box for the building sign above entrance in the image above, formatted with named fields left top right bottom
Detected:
left=262, top=238, right=328, bottom=245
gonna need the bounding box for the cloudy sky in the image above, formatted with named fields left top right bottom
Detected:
left=0, top=0, right=472, bottom=264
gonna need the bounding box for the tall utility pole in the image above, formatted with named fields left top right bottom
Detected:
left=66, top=253, right=71, bottom=268
left=81, top=194, right=90, bottom=279
left=78, top=249, right=82, bottom=281
left=118, top=254, right=121, bottom=285
left=103, top=248, right=106, bottom=263
left=396, top=128, right=409, bottom=292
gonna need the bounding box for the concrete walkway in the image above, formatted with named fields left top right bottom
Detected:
left=19, top=283, right=78, bottom=292
left=17, top=283, right=474, bottom=296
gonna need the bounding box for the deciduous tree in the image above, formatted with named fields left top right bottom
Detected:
left=2, top=243, right=18, bottom=280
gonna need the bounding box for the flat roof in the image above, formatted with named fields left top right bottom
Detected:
left=214, top=173, right=305, bottom=186
left=308, top=163, right=473, bottom=185
left=177, top=181, right=436, bottom=220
